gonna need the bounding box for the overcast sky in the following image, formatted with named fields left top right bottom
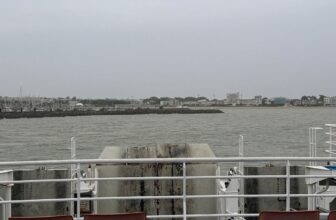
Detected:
left=0, top=0, right=335, bottom=99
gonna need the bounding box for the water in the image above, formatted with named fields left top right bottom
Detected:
left=0, top=107, right=335, bottom=161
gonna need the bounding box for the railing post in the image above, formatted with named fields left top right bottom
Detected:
left=307, top=184, right=315, bottom=210
left=183, top=162, right=187, bottom=220
left=329, top=126, right=333, bottom=158
left=286, top=160, right=290, bottom=211
left=238, top=135, right=244, bottom=216
left=309, top=128, right=312, bottom=165
left=76, top=162, right=81, bottom=220
left=0, top=197, right=6, bottom=220
left=5, top=185, right=11, bottom=218
left=70, top=137, right=76, bottom=216
left=309, top=127, right=323, bottom=166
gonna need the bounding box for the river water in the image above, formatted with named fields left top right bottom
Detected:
left=0, top=107, right=335, bottom=162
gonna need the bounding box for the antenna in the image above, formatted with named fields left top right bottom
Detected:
left=19, top=86, right=23, bottom=111
left=19, top=86, right=23, bottom=98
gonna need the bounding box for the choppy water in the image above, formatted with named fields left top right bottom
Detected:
left=0, top=107, right=335, bottom=161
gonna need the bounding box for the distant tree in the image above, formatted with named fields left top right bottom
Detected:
left=184, top=97, right=198, bottom=102
left=80, top=98, right=131, bottom=107
left=174, top=97, right=184, bottom=102
left=301, top=96, right=308, bottom=105
left=160, top=97, right=170, bottom=101
left=143, top=96, right=160, bottom=105
left=150, top=96, right=160, bottom=104
left=262, top=97, right=268, bottom=105
left=197, top=96, right=208, bottom=101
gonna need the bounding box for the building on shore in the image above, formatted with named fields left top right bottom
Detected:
left=324, top=97, right=330, bottom=106
left=226, top=93, right=240, bottom=106
left=272, top=97, right=288, bottom=105
left=160, top=99, right=181, bottom=107
left=255, top=96, right=262, bottom=105
left=329, top=97, right=336, bottom=106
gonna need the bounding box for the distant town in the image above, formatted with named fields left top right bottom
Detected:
left=0, top=93, right=335, bottom=112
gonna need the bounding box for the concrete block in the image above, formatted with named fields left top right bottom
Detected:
left=96, top=144, right=217, bottom=220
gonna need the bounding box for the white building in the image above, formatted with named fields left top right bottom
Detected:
left=255, top=96, right=262, bottom=105
left=226, top=93, right=240, bottom=105
left=324, top=97, right=330, bottom=105
left=69, top=101, right=77, bottom=108
left=160, top=99, right=181, bottom=107
left=330, top=97, right=336, bottom=106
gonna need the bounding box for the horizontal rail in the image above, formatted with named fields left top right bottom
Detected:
left=146, top=212, right=331, bottom=219
left=4, top=193, right=336, bottom=205
left=1, top=157, right=336, bottom=166
left=1, top=174, right=336, bottom=185
left=148, top=213, right=260, bottom=219
left=326, top=132, right=336, bottom=137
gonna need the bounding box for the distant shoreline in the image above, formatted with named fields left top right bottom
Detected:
left=0, top=108, right=223, bottom=119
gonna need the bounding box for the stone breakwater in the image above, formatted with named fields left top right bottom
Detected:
left=0, top=108, right=223, bottom=119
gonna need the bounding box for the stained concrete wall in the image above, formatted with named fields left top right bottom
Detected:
left=0, top=187, right=5, bottom=220
left=0, top=185, right=11, bottom=220
left=96, top=144, right=218, bottom=220
left=245, top=166, right=307, bottom=219
left=12, top=169, right=70, bottom=217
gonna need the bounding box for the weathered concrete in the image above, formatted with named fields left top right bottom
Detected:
left=96, top=144, right=218, bottom=220
left=11, top=169, right=70, bottom=217
left=245, top=165, right=307, bottom=219
left=0, top=170, right=13, bottom=220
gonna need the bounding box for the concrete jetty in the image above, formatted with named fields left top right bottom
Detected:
left=0, top=108, right=223, bottom=120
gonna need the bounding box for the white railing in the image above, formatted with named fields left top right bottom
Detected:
left=1, top=157, right=336, bottom=219
left=326, top=124, right=336, bottom=158
left=309, top=127, right=323, bottom=166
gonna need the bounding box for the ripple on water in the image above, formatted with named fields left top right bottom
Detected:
left=0, top=108, right=335, bottom=161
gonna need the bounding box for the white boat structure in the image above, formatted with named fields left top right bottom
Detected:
left=0, top=124, right=336, bottom=220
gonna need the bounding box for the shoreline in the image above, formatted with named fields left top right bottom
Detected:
left=0, top=108, right=223, bottom=119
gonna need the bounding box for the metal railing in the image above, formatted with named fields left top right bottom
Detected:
left=1, top=157, right=336, bottom=219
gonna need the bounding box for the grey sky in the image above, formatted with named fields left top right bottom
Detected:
left=0, top=0, right=335, bottom=99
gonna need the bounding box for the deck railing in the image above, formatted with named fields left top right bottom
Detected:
left=1, top=157, right=336, bottom=219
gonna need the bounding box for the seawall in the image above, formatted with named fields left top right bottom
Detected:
left=0, top=108, right=222, bottom=120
